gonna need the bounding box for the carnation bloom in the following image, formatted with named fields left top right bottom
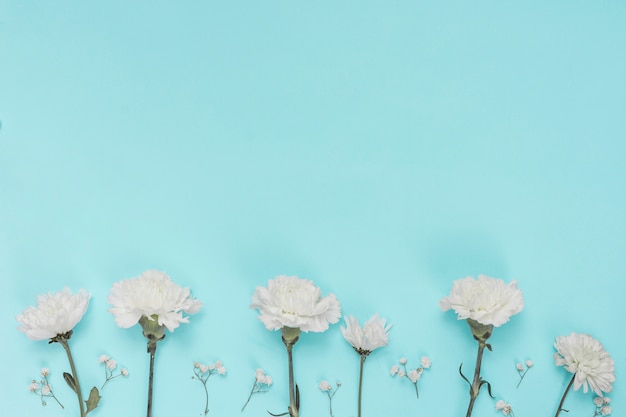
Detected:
left=250, top=275, right=341, bottom=332
left=16, top=287, right=90, bottom=341
left=108, top=270, right=203, bottom=333
left=440, top=275, right=523, bottom=417
left=341, top=313, right=391, bottom=355
left=439, top=274, right=523, bottom=327
left=554, top=332, right=615, bottom=396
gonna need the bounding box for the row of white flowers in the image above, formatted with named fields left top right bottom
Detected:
left=16, top=271, right=615, bottom=417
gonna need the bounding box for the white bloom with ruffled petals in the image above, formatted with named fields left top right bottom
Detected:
left=439, top=274, right=523, bottom=327
left=250, top=275, right=341, bottom=332
left=554, top=332, right=615, bottom=396
left=341, top=313, right=391, bottom=354
left=108, top=270, right=202, bottom=332
left=16, top=287, right=91, bottom=341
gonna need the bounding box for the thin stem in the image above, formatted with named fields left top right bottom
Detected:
left=554, top=375, right=576, bottom=417
left=286, top=342, right=298, bottom=417
left=465, top=341, right=486, bottom=417
left=202, top=378, right=209, bottom=415
left=241, top=381, right=256, bottom=412
left=358, top=355, right=366, bottom=417
left=60, top=340, right=86, bottom=417
left=49, top=391, right=65, bottom=409
left=147, top=341, right=157, bottom=417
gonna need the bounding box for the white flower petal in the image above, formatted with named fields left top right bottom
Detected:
left=554, top=332, right=615, bottom=396
left=108, top=270, right=202, bottom=333
left=250, top=275, right=341, bottom=333
left=440, top=275, right=523, bottom=327
left=16, top=287, right=90, bottom=341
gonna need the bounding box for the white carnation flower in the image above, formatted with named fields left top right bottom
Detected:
left=341, top=313, right=391, bottom=354
left=554, top=332, right=615, bottom=396
left=16, top=287, right=90, bottom=341
left=108, top=270, right=202, bottom=333
left=250, top=275, right=341, bottom=332
left=439, top=274, right=523, bottom=327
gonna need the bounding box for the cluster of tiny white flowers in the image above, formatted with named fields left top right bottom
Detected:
left=255, top=368, right=273, bottom=386
left=516, top=359, right=533, bottom=387
left=99, top=354, right=129, bottom=389
left=28, top=368, right=64, bottom=409
left=318, top=380, right=341, bottom=417
left=390, top=356, right=431, bottom=399
left=592, top=396, right=612, bottom=416
left=242, top=368, right=273, bottom=412
left=192, top=360, right=226, bottom=415
left=496, top=399, right=514, bottom=416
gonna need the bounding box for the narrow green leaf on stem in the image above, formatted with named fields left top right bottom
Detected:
left=64, top=372, right=78, bottom=393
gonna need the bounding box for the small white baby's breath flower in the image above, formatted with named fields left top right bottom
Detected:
left=99, top=355, right=110, bottom=364
left=407, top=369, right=421, bottom=383
left=399, top=357, right=407, bottom=365
left=106, top=359, right=117, bottom=370
left=28, top=382, right=39, bottom=392
left=516, top=363, right=524, bottom=371
left=601, top=405, right=612, bottom=415
left=121, top=368, right=129, bottom=376
left=420, top=356, right=431, bottom=369
left=525, top=360, right=533, bottom=368
left=41, top=385, right=51, bottom=395
left=319, top=380, right=332, bottom=391
left=390, top=365, right=399, bottom=376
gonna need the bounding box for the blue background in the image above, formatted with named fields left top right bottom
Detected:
left=1, top=2, right=625, bottom=416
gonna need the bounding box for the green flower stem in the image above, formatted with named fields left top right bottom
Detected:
left=282, top=327, right=301, bottom=417
left=358, top=354, right=366, bottom=417
left=147, top=340, right=158, bottom=417
left=59, top=339, right=86, bottom=417
left=201, top=377, right=210, bottom=415
left=554, top=375, right=575, bottom=417
left=465, top=340, right=486, bottom=417
left=286, top=341, right=297, bottom=417
left=241, top=381, right=256, bottom=412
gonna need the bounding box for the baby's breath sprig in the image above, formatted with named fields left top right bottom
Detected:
left=319, top=380, right=341, bottom=417
left=241, top=368, right=272, bottom=412
left=28, top=368, right=64, bottom=409
left=98, top=354, right=129, bottom=390
left=592, top=396, right=612, bottom=416
left=496, top=399, right=515, bottom=416
left=390, top=356, right=431, bottom=400
left=191, top=360, right=226, bottom=415
left=516, top=359, right=533, bottom=388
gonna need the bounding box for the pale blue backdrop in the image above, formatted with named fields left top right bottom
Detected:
left=1, top=2, right=625, bottom=417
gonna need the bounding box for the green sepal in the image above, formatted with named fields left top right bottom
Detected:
left=85, top=386, right=101, bottom=414
left=63, top=372, right=78, bottom=393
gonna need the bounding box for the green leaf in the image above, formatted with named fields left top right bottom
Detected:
left=85, top=387, right=101, bottom=414
left=63, top=372, right=78, bottom=393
